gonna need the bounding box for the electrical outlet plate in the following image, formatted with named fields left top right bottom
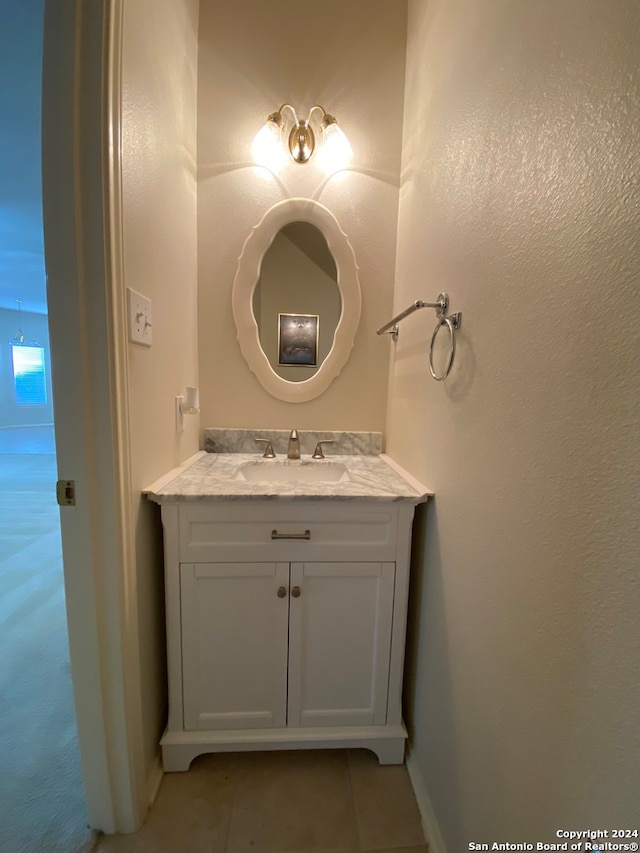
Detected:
left=127, top=288, right=153, bottom=346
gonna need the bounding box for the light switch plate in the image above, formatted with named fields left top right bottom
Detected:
left=127, top=288, right=153, bottom=346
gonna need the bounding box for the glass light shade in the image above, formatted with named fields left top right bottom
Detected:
left=251, top=117, right=286, bottom=172
left=317, top=121, right=353, bottom=174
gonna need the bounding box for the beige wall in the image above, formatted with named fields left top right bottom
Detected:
left=197, top=0, right=407, bottom=432
left=121, top=0, right=199, bottom=789
left=390, top=0, right=640, bottom=847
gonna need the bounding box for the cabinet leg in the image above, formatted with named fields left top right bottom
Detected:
left=371, top=738, right=406, bottom=765
left=161, top=743, right=201, bottom=772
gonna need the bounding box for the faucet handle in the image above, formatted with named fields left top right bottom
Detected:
left=312, top=440, right=334, bottom=459
left=255, top=438, right=276, bottom=458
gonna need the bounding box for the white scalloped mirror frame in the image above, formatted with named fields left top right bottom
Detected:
left=232, top=198, right=362, bottom=402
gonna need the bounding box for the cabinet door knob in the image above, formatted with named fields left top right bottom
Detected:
left=277, top=586, right=287, bottom=598
left=291, top=586, right=301, bottom=598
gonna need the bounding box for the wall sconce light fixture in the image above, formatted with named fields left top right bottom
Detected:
left=252, top=104, right=353, bottom=174
left=10, top=299, right=39, bottom=346
left=12, top=299, right=25, bottom=344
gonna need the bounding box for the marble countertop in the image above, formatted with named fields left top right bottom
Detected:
left=144, top=452, right=432, bottom=504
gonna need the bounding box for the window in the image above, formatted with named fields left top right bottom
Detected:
left=11, top=344, right=48, bottom=406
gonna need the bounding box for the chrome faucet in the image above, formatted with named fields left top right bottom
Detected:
left=287, top=428, right=300, bottom=459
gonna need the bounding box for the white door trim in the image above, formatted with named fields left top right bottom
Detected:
left=42, top=0, right=145, bottom=833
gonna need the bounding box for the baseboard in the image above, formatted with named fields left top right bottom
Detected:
left=406, top=748, right=447, bottom=853
left=146, top=752, right=164, bottom=808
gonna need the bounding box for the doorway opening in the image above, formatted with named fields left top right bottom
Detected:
left=0, top=2, right=91, bottom=849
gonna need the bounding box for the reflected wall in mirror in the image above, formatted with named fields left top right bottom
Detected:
left=232, top=198, right=361, bottom=402
left=252, top=222, right=340, bottom=382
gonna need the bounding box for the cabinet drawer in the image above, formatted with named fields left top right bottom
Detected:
left=178, top=501, right=398, bottom=562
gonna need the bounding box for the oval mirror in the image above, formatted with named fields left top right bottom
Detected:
left=232, top=198, right=361, bottom=402
left=252, top=222, right=339, bottom=382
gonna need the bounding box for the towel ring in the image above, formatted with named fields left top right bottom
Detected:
left=429, top=316, right=457, bottom=381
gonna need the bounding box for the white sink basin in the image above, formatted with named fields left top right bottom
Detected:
left=233, top=460, right=350, bottom=484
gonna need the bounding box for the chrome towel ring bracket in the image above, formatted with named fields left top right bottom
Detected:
left=376, top=293, right=449, bottom=342
left=376, top=292, right=462, bottom=381
left=429, top=312, right=462, bottom=381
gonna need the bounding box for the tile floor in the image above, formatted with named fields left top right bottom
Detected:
left=95, top=749, right=428, bottom=853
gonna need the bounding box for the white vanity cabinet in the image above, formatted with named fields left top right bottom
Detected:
left=158, top=498, right=420, bottom=771
left=180, top=559, right=394, bottom=732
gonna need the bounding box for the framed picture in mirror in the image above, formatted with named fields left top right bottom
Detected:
left=278, top=313, right=319, bottom=366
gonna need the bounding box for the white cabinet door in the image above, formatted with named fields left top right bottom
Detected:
left=180, top=562, right=289, bottom=731
left=287, top=562, right=395, bottom=728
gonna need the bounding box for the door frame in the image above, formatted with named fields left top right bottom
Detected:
left=42, top=0, right=145, bottom=833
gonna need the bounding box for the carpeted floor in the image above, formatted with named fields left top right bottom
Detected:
left=0, top=426, right=94, bottom=853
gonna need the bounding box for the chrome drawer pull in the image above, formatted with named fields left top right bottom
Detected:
left=271, top=529, right=311, bottom=540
